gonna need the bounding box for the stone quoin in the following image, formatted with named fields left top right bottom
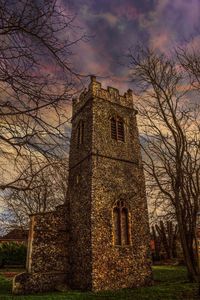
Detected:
left=13, top=76, right=152, bottom=294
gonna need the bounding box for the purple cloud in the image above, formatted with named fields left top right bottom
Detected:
left=61, top=0, right=200, bottom=91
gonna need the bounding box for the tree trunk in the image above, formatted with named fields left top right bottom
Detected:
left=177, top=213, right=199, bottom=282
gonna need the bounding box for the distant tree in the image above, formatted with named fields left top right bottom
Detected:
left=152, top=221, right=178, bottom=261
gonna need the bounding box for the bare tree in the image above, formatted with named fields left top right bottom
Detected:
left=177, top=46, right=200, bottom=90
left=0, top=154, right=68, bottom=233
left=128, top=47, right=200, bottom=283
left=0, top=0, right=85, bottom=190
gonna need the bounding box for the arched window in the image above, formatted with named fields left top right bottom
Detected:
left=113, top=200, right=130, bottom=246
left=110, top=117, right=125, bottom=142
left=77, top=120, right=84, bottom=146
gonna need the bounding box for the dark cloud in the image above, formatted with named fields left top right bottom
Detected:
left=63, top=0, right=200, bottom=91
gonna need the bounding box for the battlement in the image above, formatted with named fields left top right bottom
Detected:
left=72, top=76, right=135, bottom=116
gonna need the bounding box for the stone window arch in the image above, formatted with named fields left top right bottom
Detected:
left=77, top=120, right=84, bottom=146
left=110, top=116, right=125, bottom=142
left=113, top=200, right=130, bottom=246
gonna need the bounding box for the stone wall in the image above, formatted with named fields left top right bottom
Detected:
left=89, top=89, right=152, bottom=290
left=91, top=157, right=152, bottom=290
left=68, top=76, right=152, bottom=291
left=67, top=95, right=93, bottom=290
left=67, top=158, right=93, bottom=290
left=13, top=206, right=69, bottom=294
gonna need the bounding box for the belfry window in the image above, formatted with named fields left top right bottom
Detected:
left=110, top=117, right=125, bottom=141
left=113, top=200, right=130, bottom=246
left=77, top=120, right=84, bottom=146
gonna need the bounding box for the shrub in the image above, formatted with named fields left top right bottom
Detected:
left=0, top=242, right=27, bottom=267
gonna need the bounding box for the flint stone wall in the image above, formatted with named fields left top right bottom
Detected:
left=13, top=206, right=69, bottom=294
left=89, top=89, right=152, bottom=290
left=67, top=96, right=93, bottom=290
left=67, top=76, right=152, bottom=291
left=91, top=156, right=152, bottom=290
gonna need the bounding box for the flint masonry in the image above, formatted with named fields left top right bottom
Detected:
left=13, top=76, right=152, bottom=294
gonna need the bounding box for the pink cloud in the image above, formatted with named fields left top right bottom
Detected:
left=150, top=31, right=174, bottom=53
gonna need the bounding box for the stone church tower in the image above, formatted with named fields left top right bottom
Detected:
left=13, top=76, right=152, bottom=294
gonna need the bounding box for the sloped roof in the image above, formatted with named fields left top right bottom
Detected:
left=0, top=228, right=28, bottom=241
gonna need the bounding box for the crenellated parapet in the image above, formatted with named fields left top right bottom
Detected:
left=72, top=76, right=135, bottom=116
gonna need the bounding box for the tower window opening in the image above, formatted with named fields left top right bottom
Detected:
left=111, top=117, right=117, bottom=140
left=77, top=120, right=84, bottom=146
left=110, top=117, right=125, bottom=142
left=113, top=200, right=130, bottom=246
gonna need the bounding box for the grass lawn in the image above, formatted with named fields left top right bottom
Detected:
left=0, top=265, right=198, bottom=300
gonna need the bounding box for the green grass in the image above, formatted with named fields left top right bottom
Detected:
left=0, top=266, right=198, bottom=300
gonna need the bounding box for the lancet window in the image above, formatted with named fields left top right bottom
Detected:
left=113, top=200, right=130, bottom=246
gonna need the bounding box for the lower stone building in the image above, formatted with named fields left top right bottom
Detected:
left=13, top=76, right=152, bottom=294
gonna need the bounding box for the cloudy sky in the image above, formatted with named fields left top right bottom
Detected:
left=0, top=0, right=199, bottom=223
left=62, top=0, right=200, bottom=91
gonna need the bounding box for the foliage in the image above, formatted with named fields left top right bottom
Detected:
left=0, top=242, right=27, bottom=267
left=0, top=266, right=198, bottom=299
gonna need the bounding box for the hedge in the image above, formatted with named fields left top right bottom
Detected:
left=0, top=242, right=27, bottom=267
